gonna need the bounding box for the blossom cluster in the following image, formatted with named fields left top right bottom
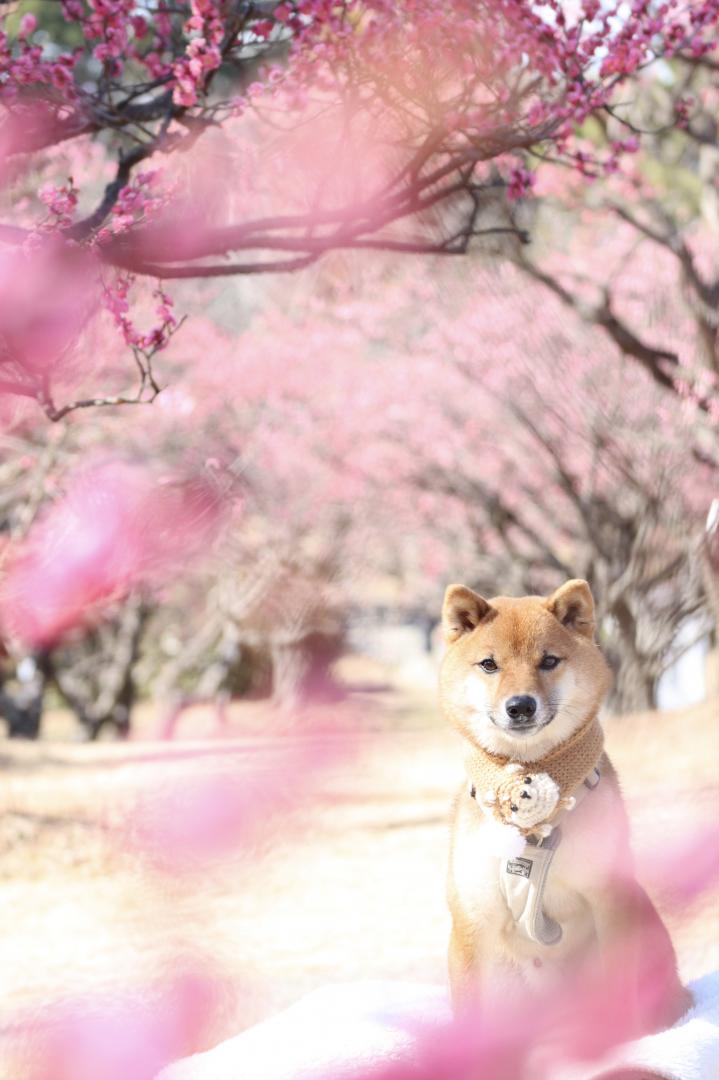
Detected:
left=105, top=171, right=166, bottom=236
left=39, top=179, right=79, bottom=229
left=172, top=0, right=226, bottom=108
left=102, top=276, right=177, bottom=354
left=0, top=17, right=76, bottom=98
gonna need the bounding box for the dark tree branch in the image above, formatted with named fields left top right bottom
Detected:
left=517, top=254, right=682, bottom=395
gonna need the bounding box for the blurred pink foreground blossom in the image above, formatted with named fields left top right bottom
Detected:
left=129, top=729, right=350, bottom=873
left=0, top=240, right=99, bottom=400
left=0, top=458, right=225, bottom=647
left=638, top=820, right=719, bottom=911
left=25, top=969, right=222, bottom=1080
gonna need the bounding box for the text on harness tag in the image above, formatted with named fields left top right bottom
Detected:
left=506, top=857, right=532, bottom=879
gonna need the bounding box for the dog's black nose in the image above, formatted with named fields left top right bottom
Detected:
left=505, top=695, right=537, bottom=723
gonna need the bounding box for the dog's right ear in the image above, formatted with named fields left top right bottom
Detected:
left=545, top=579, right=595, bottom=639
left=442, top=585, right=491, bottom=644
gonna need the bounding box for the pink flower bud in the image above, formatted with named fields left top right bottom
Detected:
left=18, top=13, right=37, bottom=37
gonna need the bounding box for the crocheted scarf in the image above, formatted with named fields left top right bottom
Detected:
left=466, top=715, right=604, bottom=839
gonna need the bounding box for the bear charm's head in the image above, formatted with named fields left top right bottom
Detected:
left=493, top=766, right=560, bottom=832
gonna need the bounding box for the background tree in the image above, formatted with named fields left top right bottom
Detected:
left=1, top=3, right=719, bottom=734
left=1, top=1, right=719, bottom=416
left=272, top=256, right=712, bottom=710
left=518, top=50, right=719, bottom=426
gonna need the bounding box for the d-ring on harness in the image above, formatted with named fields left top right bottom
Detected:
left=471, top=766, right=601, bottom=946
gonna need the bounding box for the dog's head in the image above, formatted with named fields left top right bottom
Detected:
left=439, top=580, right=611, bottom=760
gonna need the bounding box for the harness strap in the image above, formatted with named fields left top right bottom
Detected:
left=479, top=766, right=601, bottom=947
left=498, top=827, right=563, bottom=946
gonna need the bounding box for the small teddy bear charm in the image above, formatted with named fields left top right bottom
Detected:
left=483, top=764, right=575, bottom=838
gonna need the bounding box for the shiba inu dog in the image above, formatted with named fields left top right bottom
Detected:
left=441, top=579, right=690, bottom=1038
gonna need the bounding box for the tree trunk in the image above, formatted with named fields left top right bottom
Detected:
left=0, top=651, right=52, bottom=738
left=604, top=598, right=657, bottom=714
left=85, top=601, right=145, bottom=739
left=270, top=632, right=343, bottom=710
left=270, top=640, right=313, bottom=711
left=0, top=687, right=42, bottom=738
left=607, top=655, right=656, bottom=714
left=51, top=596, right=147, bottom=739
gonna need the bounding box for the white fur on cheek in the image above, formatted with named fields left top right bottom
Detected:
left=555, top=667, right=577, bottom=704
left=462, top=672, right=491, bottom=710
left=460, top=673, right=495, bottom=744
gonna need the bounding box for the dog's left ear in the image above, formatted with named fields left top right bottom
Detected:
left=546, top=579, right=595, bottom=639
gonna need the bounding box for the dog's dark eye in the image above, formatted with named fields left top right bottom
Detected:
left=476, top=658, right=498, bottom=673
left=539, top=655, right=561, bottom=671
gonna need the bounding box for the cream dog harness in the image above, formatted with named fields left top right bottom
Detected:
left=493, top=767, right=600, bottom=945
left=466, top=715, right=604, bottom=946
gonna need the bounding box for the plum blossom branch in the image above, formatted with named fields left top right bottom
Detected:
left=38, top=329, right=184, bottom=422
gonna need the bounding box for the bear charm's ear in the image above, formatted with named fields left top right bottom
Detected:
left=442, top=584, right=491, bottom=644
left=546, top=579, right=595, bottom=639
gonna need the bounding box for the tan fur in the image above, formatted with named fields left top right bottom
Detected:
left=441, top=580, right=691, bottom=1038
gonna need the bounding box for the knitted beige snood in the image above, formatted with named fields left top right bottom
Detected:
left=466, top=715, right=604, bottom=839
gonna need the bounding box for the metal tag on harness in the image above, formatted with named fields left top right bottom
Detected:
left=506, top=857, right=533, bottom=879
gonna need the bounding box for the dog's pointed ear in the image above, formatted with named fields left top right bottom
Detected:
left=442, top=585, right=491, bottom=644
left=546, top=579, right=595, bottom=639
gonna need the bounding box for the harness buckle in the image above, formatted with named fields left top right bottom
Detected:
left=584, top=766, right=601, bottom=790
left=527, top=825, right=562, bottom=851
